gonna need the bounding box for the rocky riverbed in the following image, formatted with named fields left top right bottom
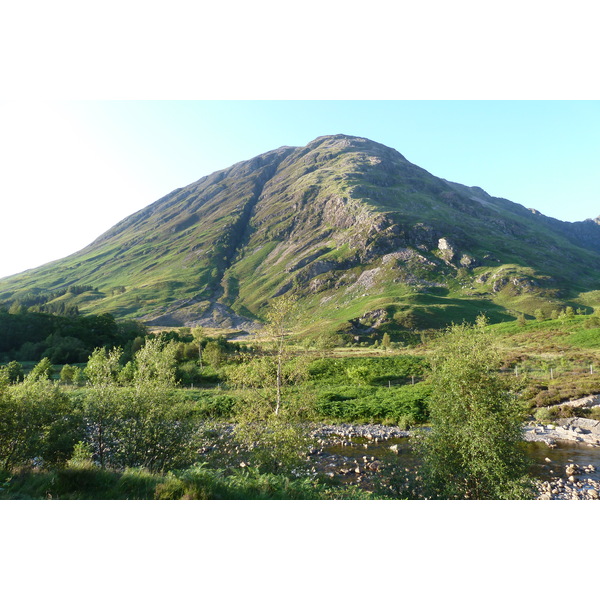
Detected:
left=311, top=422, right=600, bottom=500
left=523, top=417, right=600, bottom=500
left=535, top=462, right=599, bottom=500
left=198, top=421, right=600, bottom=499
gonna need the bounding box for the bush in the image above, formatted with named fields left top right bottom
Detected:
left=589, top=406, right=600, bottom=420
left=533, top=389, right=563, bottom=407
left=194, top=394, right=236, bottom=419
left=534, top=407, right=553, bottom=423
left=0, top=379, right=82, bottom=469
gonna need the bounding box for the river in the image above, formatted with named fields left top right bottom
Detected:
left=322, top=436, right=600, bottom=484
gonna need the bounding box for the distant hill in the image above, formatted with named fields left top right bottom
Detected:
left=2, top=134, right=600, bottom=342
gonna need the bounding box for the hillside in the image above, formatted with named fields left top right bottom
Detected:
left=1, top=134, right=600, bottom=341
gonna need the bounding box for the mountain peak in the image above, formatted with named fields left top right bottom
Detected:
left=305, top=134, right=408, bottom=160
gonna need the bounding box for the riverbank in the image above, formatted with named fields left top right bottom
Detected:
left=523, top=417, right=600, bottom=447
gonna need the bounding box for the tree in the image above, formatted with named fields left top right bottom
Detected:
left=27, top=357, right=54, bottom=382
left=84, top=347, right=122, bottom=386
left=132, top=337, right=178, bottom=388
left=203, top=340, right=226, bottom=369
left=413, top=321, right=534, bottom=499
left=113, top=338, right=197, bottom=472
left=227, top=295, right=315, bottom=474
left=585, top=315, right=600, bottom=329
left=191, top=327, right=206, bottom=370
left=264, top=294, right=297, bottom=415
left=80, top=341, right=196, bottom=472
left=108, top=384, right=199, bottom=472
left=60, top=364, right=82, bottom=385
left=82, top=347, right=124, bottom=468
left=5, top=361, right=24, bottom=384
left=381, top=332, right=392, bottom=351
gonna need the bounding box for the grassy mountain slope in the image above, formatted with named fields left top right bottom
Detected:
left=1, top=134, right=599, bottom=338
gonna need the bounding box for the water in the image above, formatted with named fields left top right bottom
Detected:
left=526, top=441, right=600, bottom=482
left=324, top=436, right=600, bottom=482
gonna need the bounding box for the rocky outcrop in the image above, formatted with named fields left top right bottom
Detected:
left=143, top=300, right=260, bottom=330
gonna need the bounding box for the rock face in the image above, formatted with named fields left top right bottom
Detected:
left=2, top=134, right=600, bottom=330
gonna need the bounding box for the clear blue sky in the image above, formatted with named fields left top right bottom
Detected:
left=1, top=100, right=599, bottom=278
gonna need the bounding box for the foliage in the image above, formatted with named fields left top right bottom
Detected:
left=60, top=364, right=84, bottom=385
left=0, top=378, right=83, bottom=469
left=308, top=355, right=427, bottom=385
left=314, top=383, right=430, bottom=425
left=132, top=337, right=178, bottom=388
left=105, top=387, right=201, bottom=472
left=202, top=340, right=227, bottom=369
left=345, top=365, right=372, bottom=386
left=225, top=297, right=317, bottom=474
left=0, top=464, right=371, bottom=500
left=80, top=340, right=198, bottom=472
left=84, top=347, right=123, bottom=386
left=27, top=357, right=54, bottom=382
left=0, top=310, right=147, bottom=363
left=1, top=361, right=25, bottom=384
left=413, top=321, right=535, bottom=499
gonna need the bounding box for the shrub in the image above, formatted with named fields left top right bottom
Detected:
left=589, top=406, right=600, bottom=420
left=534, top=389, right=563, bottom=407
left=534, top=407, right=553, bottom=423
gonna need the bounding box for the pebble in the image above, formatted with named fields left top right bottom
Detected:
left=535, top=462, right=600, bottom=500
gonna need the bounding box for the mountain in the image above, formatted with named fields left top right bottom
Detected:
left=2, top=134, right=600, bottom=341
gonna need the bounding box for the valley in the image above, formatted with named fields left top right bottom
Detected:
left=1, top=134, right=600, bottom=500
